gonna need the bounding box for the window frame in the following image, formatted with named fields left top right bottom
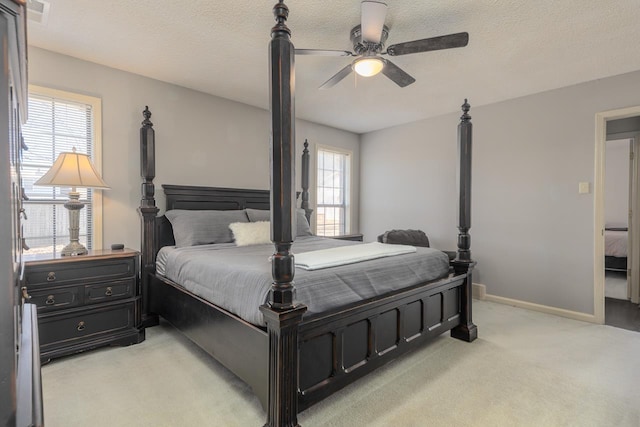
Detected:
left=24, top=85, right=104, bottom=252
left=314, top=144, right=352, bottom=236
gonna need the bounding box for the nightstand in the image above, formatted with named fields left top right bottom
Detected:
left=23, top=249, right=145, bottom=362
left=330, top=234, right=364, bottom=242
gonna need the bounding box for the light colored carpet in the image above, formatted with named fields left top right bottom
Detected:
left=42, top=300, right=640, bottom=427
left=605, top=271, right=628, bottom=300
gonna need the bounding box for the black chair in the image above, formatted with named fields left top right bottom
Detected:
left=377, top=229, right=430, bottom=247
left=378, top=229, right=456, bottom=261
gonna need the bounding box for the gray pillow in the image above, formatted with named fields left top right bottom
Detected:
left=245, top=208, right=313, bottom=237
left=165, top=209, right=249, bottom=247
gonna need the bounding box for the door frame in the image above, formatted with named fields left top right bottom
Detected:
left=594, top=106, right=640, bottom=323
left=631, top=137, right=640, bottom=304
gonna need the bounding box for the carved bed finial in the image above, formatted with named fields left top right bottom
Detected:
left=455, top=99, right=472, bottom=263
left=450, top=98, right=477, bottom=343
left=267, top=0, right=296, bottom=311
left=461, top=99, right=471, bottom=122
left=262, top=2, right=307, bottom=426
left=272, top=1, right=291, bottom=36
left=301, top=139, right=312, bottom=222
left=139, top=106, right=160, bottom=328
left=142, top=106, right=153, bottom=127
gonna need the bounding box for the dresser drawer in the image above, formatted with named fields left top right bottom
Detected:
left=25, top=257, right=136, bottom=286
left=29, top=286, right=81, bottom=313
left=84, top=278, right=135, bottom=305
left=38, top=302, right=135, bottom=348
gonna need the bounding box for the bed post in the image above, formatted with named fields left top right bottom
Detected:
left=258, top=2, right=307, bottom=427
left=301, top=139, right=313, bottom=223
left=451, top=99, right=478, bottom=342
left=138, top=106, right=160, bottom=328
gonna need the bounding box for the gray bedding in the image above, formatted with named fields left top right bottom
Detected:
left=156, top=236, right=450, bottom=326
left=604, top=229, right=627, bottom=258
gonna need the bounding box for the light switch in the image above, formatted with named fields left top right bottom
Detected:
left=578, top=182, right=590, bottom=194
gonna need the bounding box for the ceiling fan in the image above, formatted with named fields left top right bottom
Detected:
left=296, top=0, right=469, bottom=89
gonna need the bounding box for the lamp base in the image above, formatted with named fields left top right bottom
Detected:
left=62, top=190, right=87, bottom=257
left=61, top=241, right=88, bottom=257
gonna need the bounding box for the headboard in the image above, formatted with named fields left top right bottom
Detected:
left=156, top=185, right=271, bottom=251
left=137, top=105, right=313, bottom=271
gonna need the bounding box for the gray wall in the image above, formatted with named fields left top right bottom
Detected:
left=28, top=47, right=360, bottom=251
left=361, top=69, right=640, bottom=315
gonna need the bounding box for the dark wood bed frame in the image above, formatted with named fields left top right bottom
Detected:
left=605, top=255, right=627, bottom=272
left=137, top=3, right=477, bottom=426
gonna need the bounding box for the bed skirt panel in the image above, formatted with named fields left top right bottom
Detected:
left=149, top=275, right=270, bottom=408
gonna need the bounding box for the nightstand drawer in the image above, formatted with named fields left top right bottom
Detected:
left=25, top=257, right=136, bottom=287
left=39, top=302, right=135, bottom=347
left=85, top=278, right=135, bottom=304
left=29, top=286, right=81, bottom=312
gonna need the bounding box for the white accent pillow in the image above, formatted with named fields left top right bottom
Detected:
left=229, top=221, right=271, bottom=246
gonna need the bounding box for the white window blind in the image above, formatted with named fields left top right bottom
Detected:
left=316, top=147, right=350, bottom=236
left=22, top=92, right=96, bottom=255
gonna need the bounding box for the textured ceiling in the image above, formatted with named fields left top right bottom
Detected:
left=27, top=0, right=640, bottom=134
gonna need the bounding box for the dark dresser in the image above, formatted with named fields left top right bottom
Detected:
left=24, top=249, right=145, bottom=362
left=0, top=0, right=43, bottom=425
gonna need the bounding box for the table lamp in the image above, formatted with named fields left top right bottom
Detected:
left=34, top=147, right=109, bottom=256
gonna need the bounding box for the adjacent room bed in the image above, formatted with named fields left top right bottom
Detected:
left=137, top=3, right=477, bottom=426
left=605, top=227, right=628, bottom=271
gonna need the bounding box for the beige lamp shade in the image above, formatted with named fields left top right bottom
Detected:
left=34, top=149, right=110, bottom=189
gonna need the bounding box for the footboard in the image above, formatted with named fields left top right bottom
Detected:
left=297, top=273, right=467, bottom=410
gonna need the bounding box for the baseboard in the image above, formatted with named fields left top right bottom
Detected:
left=472, top=283, right=486, bottom=300
left=472, top=283, right=600, bottom=324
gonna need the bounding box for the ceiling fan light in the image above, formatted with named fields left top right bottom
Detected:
left=353, top=57, right=384, bottom=77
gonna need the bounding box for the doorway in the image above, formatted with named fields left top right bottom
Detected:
left=604, top=138, right=632, bottom=300
left=594, top=108, right=640, bottom=327
left=603, top=136, right=640, bottom=331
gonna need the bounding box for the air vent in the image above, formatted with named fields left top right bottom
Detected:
left=26, top=0, right=50, bottom=25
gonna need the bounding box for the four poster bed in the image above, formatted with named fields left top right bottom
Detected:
left=137, top=3, right=477, bottom=426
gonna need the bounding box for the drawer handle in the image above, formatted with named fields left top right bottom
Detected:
left=105, top=287, right=113, bottom=297
left=77, top=321, right=86, bottom=331
left=45, top=295, right=55, bottom=305
left=46, top=272, right=56, bottom=282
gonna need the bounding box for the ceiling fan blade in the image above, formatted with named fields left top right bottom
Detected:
left=386, top=32, right=469, bottom=56
left=296, top=49, right=353, bottom=57
left=381, top=59, right=415, bottom=88
left=319, top=64, right=353, bottom=89
left=361, top=0, right=387, bottom=43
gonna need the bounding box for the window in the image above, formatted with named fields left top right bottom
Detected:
left=316, top=146, right=351, bottom=236
left=21, top=86, right=103, bottom=255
